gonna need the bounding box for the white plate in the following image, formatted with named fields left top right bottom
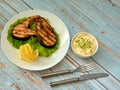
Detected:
left=1, top=10, right=70, bottom=71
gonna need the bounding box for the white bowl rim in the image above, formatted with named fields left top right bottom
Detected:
left=71, top=32, right=98, bottom=58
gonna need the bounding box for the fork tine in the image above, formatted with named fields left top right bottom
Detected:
left=86, top=65, right=93, bottom=69
left=80, top=63, right=93, bottom=72
left=84, top=63, right=93, bottom=66
left=86, top=67, right=93, bottom=71
left=86, top=66, right=93, bottom=69
left=86, top=64, right=93, bottom=70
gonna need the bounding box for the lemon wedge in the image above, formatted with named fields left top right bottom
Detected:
left=19, top=43, right=39, bottom=62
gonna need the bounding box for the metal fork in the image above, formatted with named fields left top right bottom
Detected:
left=41, top=63, right=93, bottom=78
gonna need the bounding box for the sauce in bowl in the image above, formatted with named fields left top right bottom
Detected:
left=71, top=32, right=98, bottom=58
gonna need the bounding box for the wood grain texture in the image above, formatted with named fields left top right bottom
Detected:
left=0, top=0, right=120, bottom=90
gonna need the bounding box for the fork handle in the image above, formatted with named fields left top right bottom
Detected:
left=41, top=69, right=71, bottom=78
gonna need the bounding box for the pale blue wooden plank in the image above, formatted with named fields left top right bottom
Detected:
left=22, top=0, right=56, bottom=11
left=93, top=46, right=120, bottom=79
left=87, top=0, right=120, bottom=23
left=0, top=20, right=4, bottom=32
left=85, top=0, right=120, bottom=43
left=67, top=0, right=120, bottom=41
left=5, top=0, right=31, bottom=12
left=0, top=63, right=51, bottom=90
left=0, top=69, right=19, bottom=90
left=70, top=0, right=120, bottom=37
left=0, top=1, right=17, bottom=20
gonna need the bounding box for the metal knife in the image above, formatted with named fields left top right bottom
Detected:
left=50, top=73, right=109, bottom=86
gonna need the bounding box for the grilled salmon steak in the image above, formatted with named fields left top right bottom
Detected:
left=36, top=17, right=57, bottom=47
left=12, top=15, right=40, bottom=39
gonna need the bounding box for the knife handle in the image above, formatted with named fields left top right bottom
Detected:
left=50, top=77, right=79, bottom=86
left=41, top=69, right=71, bottom=78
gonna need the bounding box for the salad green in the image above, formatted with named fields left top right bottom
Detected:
left=75, top=38, right=91, bottom=49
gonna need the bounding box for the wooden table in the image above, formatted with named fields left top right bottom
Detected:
left=0, top=0, right=120, bottom=90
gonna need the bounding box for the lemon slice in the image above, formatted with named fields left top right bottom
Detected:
left=19, top=43, right=39, bottom=62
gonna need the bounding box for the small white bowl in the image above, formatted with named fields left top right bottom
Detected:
left=71, top=32, right=98, bottom=58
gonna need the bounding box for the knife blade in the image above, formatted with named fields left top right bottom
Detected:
left=50, top=73, right=109, bottom=86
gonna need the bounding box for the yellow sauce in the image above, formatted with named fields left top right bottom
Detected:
left=72, top=32, right=98, bottom=57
